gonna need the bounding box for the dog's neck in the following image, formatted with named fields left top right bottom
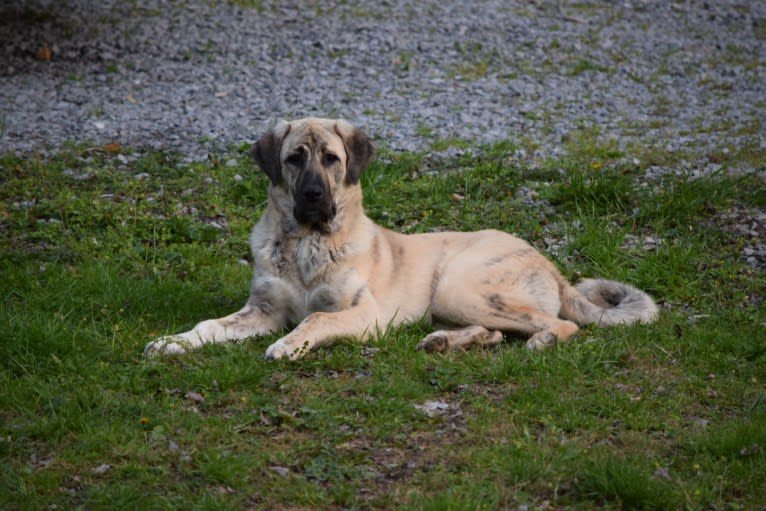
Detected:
left=326, top=186, right=365, bottom=240
left=260, top=186, right=369, bottom=286
left=267, top=185, right=367, bottom=243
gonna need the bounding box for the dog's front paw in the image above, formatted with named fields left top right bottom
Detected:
left=144, top=336, right=193, bottom=357
left=525, top=332, right=558, bottom=351
left=264, top=337, right=311, bottom=360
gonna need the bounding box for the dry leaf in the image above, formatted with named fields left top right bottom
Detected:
left=36, top=46, right=52, bottom=61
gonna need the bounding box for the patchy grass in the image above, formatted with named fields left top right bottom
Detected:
left=448, top=42, right=502, bottom=81
left=567, top=59, right=614, bottom=76
left=1, top=134, right=765, bottom=510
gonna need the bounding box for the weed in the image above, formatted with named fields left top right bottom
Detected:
left=568, top=58, right=614, bottom=76
left=573, top=454, right=680, bottom=510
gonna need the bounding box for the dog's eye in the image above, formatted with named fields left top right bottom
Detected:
left=286, top=152, right=304, bottom=166
left=323, top=153, right=340, bottom=166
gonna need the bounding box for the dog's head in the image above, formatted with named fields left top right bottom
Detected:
left=252, top=118, right=375, bottom=232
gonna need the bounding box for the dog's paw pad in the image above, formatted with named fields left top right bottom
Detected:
left=416, top=334, right=448, bottom=353
left=526, top=332, right=558, bottom=351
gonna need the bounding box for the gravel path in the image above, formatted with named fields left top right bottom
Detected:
left=1, top=0, right=764, bottom=165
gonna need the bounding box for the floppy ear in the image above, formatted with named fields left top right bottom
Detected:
left=334, top=121, right=375, bottom=185
left=252, top=121, right=291, bottom=186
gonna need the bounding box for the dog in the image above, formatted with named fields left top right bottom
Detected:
left=144, top=117, right=658, bottom=360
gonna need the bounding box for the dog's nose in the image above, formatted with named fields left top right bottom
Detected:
left=303, top=184, right=323, bottom=202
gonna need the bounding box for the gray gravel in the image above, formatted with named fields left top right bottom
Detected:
left=1, top=0, right=764, bottom=165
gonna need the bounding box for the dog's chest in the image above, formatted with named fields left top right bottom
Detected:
left=268, top=234, right=344, bottom=288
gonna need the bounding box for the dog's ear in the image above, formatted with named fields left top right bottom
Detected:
left=334, top=121, right=375, bottom=185
left=252, top=121, right=291, bottom=186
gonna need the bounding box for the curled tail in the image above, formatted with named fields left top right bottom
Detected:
left=560, top=278, right=658, bottom=326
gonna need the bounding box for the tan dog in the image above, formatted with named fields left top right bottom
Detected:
left=144, top=118, right=657, bottom=360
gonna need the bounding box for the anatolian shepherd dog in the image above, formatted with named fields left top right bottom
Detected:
left=144, top=118, right=658, bottom=360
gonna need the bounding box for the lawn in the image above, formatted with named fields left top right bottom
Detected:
left=1, top=133, right=764, bottom=510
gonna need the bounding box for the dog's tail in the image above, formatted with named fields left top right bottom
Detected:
left=559, top=278, right=658, bottom=326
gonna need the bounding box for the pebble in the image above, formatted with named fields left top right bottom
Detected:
left=184, top=391, right=205, bottom=403
left=0, top=0, right=762, bottom=168
left=92, top=464, right=111, bottom=475
left=269, top=466, right=290, bottom=477
left=414, top=400, right=451, bottom=417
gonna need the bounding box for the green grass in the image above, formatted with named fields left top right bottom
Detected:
left=567, top=59, right=614, bottom=76
left=1, top=134, right=765, bottom=509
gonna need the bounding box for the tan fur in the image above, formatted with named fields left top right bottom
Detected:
left=144, top=118, right=658, bottom=359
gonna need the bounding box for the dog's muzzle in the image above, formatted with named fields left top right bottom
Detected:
left=293, top=173, right=336, bottom=229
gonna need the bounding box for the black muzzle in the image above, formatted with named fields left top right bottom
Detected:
left=293, top=171, right=336, bottom=229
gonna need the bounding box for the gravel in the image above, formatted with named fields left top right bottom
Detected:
left=1, top=0, right=764, bottom=165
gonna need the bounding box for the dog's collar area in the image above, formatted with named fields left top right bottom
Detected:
left=291, top=207, right=336, bottom=235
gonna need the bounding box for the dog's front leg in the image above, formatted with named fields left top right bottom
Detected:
left=265, top=293, right=381, bottom=360
left=144, top=303, right=282, bottom=357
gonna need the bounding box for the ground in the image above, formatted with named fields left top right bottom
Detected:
left=1, top=1, right=765, bottom=510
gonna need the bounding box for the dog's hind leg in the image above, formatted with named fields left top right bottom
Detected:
left=432, top=287, right=580, bottom=351
left=416, top=325, right=504, bottom=353
left=475, top=304, right=580, bottom=350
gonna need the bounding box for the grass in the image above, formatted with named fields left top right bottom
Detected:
left=567, top=59, right=614, bottom=77
left=1, top=133, right=765, bottom=510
